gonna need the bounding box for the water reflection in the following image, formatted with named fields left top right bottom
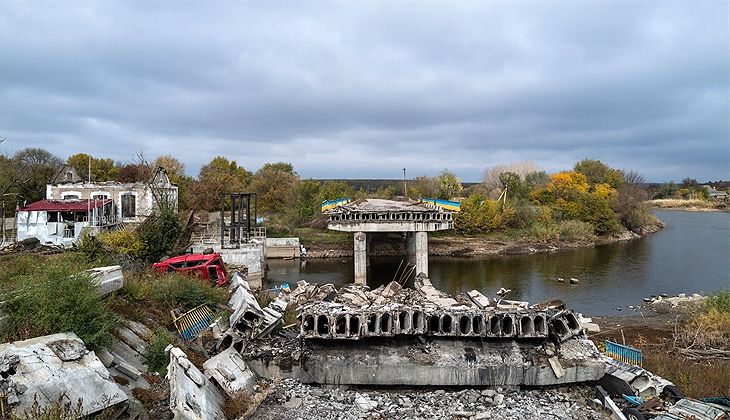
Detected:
left=264, top=211, right=729, bottom=315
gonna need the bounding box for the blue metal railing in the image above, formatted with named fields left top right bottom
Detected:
left=321, top=198, right=351, bottom=212
left=605, top=340, right=643, bottom=366
left=420, top=198, right=461, bottom=212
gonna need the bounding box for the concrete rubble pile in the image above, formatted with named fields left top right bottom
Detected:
left=0, top=333, right=128, bottom=417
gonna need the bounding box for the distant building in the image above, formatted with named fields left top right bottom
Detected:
left=705, top=185, right=728, bottom=201
left=46, top=165, right=178, bottom=223
left=16, top=199, right=116, bottom=246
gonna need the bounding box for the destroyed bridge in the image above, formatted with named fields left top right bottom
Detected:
left=324, top=198, right=455, bottom=284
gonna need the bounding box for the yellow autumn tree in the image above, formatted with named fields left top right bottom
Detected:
left=532, top=171, right=590, bottom=218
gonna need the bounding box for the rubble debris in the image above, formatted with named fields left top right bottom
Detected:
left=87, top=265, right=124, bottom=295
left=167, top=345, right=225, bottom=420
left=0, top=333, right=127, bottom=417
left=248, top=377, right=608, bottom=420
left=599, top=356, right=675, bottom=399
left=202, top=348, right=258, bottom=396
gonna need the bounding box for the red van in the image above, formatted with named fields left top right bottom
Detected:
left=153, top=252, right=227, bottom=286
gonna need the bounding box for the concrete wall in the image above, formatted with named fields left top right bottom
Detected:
left=192, top=242, right=265, bottom=289
left=265, top=237, right=301, bottom=258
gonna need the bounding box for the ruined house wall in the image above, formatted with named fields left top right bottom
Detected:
left=46, top=182, right=178, bottom=223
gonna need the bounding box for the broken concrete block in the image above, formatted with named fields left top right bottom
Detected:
left=228, top=273, right=266, bottom=338
left=96, top=349, right=115, bottom=368
left=548, top=356, right=565, bottom=379
left=202, top=348, right=258, bottom=396
left=115, top=359, right=142, bottom=380
left=467, top=290, right=491, bottom=309
left=354, top=393, right=378, bottom=411
left=167, top=346, right=225, bottom=420
left=0, top=333, right=127, bottom=417
left=87, top=265, right=124, bottom=295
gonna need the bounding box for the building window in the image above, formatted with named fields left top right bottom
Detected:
left=93, top=194, right=108, bottom=200
left=63, top=194, right=80, bottom=200
left=121, top=194, right=136, bottom=218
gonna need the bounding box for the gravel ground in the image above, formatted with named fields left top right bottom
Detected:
left=249, top=379, right=609, bottom=420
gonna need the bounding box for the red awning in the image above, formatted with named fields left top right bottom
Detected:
left=18, top=199, right=113, bottom=212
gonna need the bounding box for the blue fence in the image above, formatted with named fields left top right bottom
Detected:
left=605, top=340, right=643, bottom=366
left=174, top=305, right=213, bottom=341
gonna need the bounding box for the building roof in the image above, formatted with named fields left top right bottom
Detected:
left=18, top=199, right=112, bottom=212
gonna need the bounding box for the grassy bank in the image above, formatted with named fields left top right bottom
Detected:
left=0, top=252, right=229, bottom=351
left=649, top=199, right=728, bottom=211
left=596, top=291, right=730, bottom=398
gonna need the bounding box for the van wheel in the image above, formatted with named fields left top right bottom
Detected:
left=661, top=385, right=683, bottom=402
left=623, top=408, right=645, bottom=420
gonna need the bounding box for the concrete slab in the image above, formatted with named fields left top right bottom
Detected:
left=87, top=265, right=124, bottom=295
left=0, top=333, right=127, bottom=416
left=167, top=346, right=225, bottom=420
left=297, top=336, right=605, bottom=387
left=202, top=348, right=258, bottom=396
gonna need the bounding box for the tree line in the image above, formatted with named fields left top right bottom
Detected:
left=2, top=146, right=720, bottom=239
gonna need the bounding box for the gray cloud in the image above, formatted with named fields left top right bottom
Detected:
left=1, top=1, right=728, bottom=182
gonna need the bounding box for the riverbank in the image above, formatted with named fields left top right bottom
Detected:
left=649, top=198, right=729, bottom=212
left=302, top=222, right=664, bottom=259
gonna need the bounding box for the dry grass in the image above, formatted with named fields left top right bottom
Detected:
left=643, top=350, right=730, bottom=398
left=221, top=392, right=253, bottom=420
left=648, top=199, right=720, bottom=209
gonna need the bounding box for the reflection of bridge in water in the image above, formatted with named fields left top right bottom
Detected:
left=325, top=198, right=456, bottom=284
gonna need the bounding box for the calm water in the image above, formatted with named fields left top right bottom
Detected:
left=265, top=210, right=730, bottom=315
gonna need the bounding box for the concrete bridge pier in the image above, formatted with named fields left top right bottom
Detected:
left=354, top=231, right=367, bottom=284
left=415, top=231, right=428, bottom=276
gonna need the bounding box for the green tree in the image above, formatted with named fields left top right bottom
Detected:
left=296, top=179, right=321, bottom=223
left=454, top=194, right=501, bottom=234
left=408, top=175, right=438, bottom=198
left=250, top=162, right=299, bottom=213
left=532, top=171, right=590, bottom=218
left=13, top=148, right=63, bottom=204
left=498, top=172, right=530, bottom=203
left=436, top=170, right=462, bottom=200
left=318, top=181, right=354, bottom=201
left=574, top=159, right=624, bottom=189
left=189, top=157, right=252, bottom=212
left=578, top=192, right=621, bottom=234
left=67, top=153, right=119, bottom=182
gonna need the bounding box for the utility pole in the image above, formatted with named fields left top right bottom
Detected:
left=403, top=168, right=407, bottom=198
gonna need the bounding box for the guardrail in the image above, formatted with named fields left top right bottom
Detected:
left=321, top=198, right=351, bottom=212
left=605, top=340, right=643, bottom=366
left=420, top=198, right=461, bottom=212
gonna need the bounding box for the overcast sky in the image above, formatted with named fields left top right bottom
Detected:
left=1, top=1, right=728, bottom=182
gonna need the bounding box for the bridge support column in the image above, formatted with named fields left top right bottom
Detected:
left=406, top=232, right=415, bottom=262
left=366, top=234, right=371, bottom=267
left=354, top=231, right=367, bottom=284
left=415, top=231, right=428, bottom=277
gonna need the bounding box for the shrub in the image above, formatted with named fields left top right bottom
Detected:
left=0, top=260, right=120, bottom=351
left=75, top=233, right=115, bottom=266
left=150, top=273, right=228, bottom=311
left=529, top=222, right=559, bottom=243
left=143, top=328, right=174, bottom=375
left=558, top=220, right=596, bottom=243
left=98, top=228, right=143, bottom=258
left=136, top=210, right=183, bottom=262
left=705, top=290, right=730, bottom=314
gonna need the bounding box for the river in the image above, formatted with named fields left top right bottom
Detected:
left=265, top=210, right=730, bottom=316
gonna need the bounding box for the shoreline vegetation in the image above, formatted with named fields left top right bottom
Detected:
left=299, top=218, right=665, bottom=259
left=649, top=198, right=729, bottom=212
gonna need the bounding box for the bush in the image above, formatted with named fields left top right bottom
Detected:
left=529, top=222, right=559, bottom=243
left=136, top=210, right=182, bottom=262
left=143, top=328, right=174, bottom=375
left=558, top=220, right=596, bottom=243
left=0, top=260, right=121, bottom=351
left=98, top=228, right=143, bottom=258
left=150, top=273, right=228, bottom=311
left=75, top=233, right=116, bottom=266
left=705, top=290, right=730, bottom=314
